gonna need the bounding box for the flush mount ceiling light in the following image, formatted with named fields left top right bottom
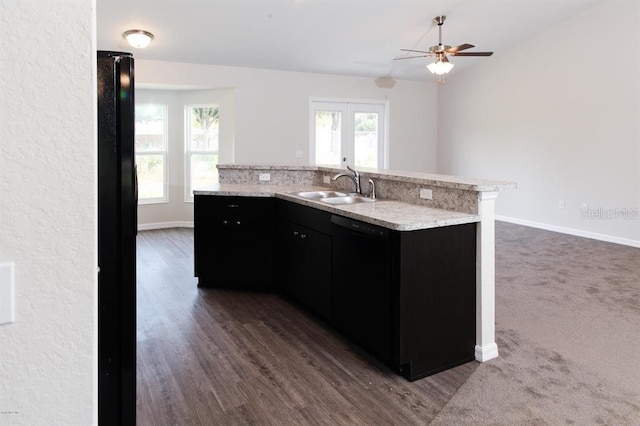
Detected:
left=374, top=76, right=396, bottom=88
left=123, top=30, right=154, bottom=48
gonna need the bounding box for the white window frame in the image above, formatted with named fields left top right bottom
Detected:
left=135, top=103, right=168, bottom=205
left=185, top=103, right=220, bottom=202
left=309, top=98, right=389, bottom=169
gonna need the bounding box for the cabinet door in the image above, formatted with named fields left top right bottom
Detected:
left=195, top=195, right=275, bottom=289
left=216, top=214, right=273, bottom=286
left=278, top=219, right=332, bottom=320
left=394, top=223, right=476, bottom=380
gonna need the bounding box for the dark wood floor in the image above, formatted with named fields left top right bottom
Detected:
left=136, top=228, right=477, bottom=425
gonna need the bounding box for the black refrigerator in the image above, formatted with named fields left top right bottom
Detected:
left=97, top=50, right=137, bottom=425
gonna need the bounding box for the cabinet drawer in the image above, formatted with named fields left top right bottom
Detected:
left=195, top=195, right=275, bottom=216
left=277, top=199, right=332, bottom=235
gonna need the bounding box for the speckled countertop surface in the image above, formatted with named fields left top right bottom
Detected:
left=194, top=184, right=479, bottom=231
left=217, top=164, right=517, bottom=192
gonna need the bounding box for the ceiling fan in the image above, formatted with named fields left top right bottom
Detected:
left=395, top=15, right=493, bottom=83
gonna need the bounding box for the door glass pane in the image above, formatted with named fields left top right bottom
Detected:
left=135, top=154, right=164, bottom=199
left=315, top=111, right=342, bottom=166
left=354, top=112, right=378, bottom=168
left=190, top=153, right=219, bottom=195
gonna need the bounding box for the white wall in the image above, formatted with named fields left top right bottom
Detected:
left=134, top=61, right=438, bottom=228
left=438, top=0, right=640, bottom=246
left=0, top=1, right=96, bottom=424
left=136, top=60, right=438, bottom=172
left=136, top=88, right=235, bottom=227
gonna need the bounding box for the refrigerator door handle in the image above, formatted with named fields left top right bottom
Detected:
left=134, top=164, right=138, bottom=204
left=134, top=164, right=138, bottom=235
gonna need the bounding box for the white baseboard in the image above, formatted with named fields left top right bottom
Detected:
left=475, top=343, right=499, bottom=362
left=138, top=221, right=194, bottom=231
left=496, top=215, right=640, bottom=248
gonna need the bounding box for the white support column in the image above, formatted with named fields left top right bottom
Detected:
left=475, top=191, right=499, bottom=362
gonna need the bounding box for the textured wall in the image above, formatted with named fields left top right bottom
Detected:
left=0, top=1, right=96, bottom=424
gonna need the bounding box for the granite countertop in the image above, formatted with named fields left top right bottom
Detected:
left=194, top=184, right=480, bottom=231
left=217, top=164, right=517, bottom=192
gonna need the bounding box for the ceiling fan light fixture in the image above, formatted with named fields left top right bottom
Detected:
left=123, top=29, right=154, bottom=48
left=395, top=15, right=493, bottom=82
left=426, top=58, right=454, bottom=75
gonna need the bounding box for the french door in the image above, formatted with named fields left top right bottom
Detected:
left=310, top=100, right=387, bottom=169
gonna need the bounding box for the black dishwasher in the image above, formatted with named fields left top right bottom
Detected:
left=331, top=215, right=392, bottom=362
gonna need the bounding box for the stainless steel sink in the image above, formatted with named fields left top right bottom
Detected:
left=293, top=190, right=348, bottom=199
left=291, top=190, right=375, bottom=205
left=320, top=195, right=375, bottom=205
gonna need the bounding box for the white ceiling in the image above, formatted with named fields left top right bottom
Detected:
left=97, top=0, right=604, bottom=82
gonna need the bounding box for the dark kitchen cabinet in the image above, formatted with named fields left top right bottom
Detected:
left=194, top=195, right=275, bottom=290
left=278, top=220, right=332, bottom=320
left=390, top=222, right=477, bottom=381
left=276, top=200, right=332, bottom=320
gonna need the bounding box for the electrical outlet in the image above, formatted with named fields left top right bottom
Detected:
left=259, top=173, right=271, bottom=182
left=323, top=175, right=330, bottom=184
left=295, top=150, right=303, bottom=159
left=419, top=188, right=433, bottom=200
left=559, top=200, right=565, bottom=210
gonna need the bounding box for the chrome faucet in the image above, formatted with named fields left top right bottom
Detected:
left=332, top=165, right=361, bottom=194
left=367, top=178, right=376, bottom=200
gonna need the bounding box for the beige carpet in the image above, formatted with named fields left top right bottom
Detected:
left=431, top=222, right=640, bottom=425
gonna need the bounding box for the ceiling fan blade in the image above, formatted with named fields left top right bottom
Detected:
left=393, top=55, right=429, bottom=60
left=445, top=43, right=475, bottom=54
left=453, top=51, right=494, bottom=57
left=400, top=48, right=431, bottom=54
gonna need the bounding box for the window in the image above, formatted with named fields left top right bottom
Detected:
left=135, top=104, right=167, bottom=203
left=310, top=100, right=387, bottom=169
left=314, top=105, right=343, bottom=166
left=186, top=104, right=219, bottom=200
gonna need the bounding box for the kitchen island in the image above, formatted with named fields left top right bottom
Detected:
left=194, top=165, right=515, bottom=379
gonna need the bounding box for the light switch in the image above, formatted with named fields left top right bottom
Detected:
left=0, top=262, right=15, bottom=325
